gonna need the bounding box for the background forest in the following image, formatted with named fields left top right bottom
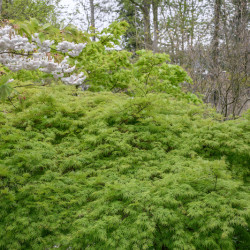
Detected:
left=0, top=0, right=249, bottom=249
left=64, top=0, right=249, bottom=118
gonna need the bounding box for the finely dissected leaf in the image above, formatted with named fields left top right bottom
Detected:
left=0, top=85, right=249, bottom=249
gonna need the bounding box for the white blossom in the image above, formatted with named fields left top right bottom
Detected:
left=61, top=72, right=86, bottom=85
left=0, top=25, right=87, bottom=86
left=57, top=41, right=85, bottom=57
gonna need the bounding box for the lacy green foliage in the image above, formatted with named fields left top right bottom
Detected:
left=0, top=85, right=249, bottom=249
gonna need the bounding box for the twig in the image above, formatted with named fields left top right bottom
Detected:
left=237, top=98, right=250, bottom=115
left=0, top=51, right=32, bottom=56
left=8, top=97, right=17, bottom=109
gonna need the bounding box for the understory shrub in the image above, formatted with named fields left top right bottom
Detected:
left=0, top=85, right=249, bottom=249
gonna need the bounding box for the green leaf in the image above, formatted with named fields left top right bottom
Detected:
left=38, top=33, right=46, bottom=43
left=42, top=23, right=51, bottom=31
left=29, top=18, right=40, bottom=30
left=19, top=23, right=31, bottom=40
left=0, top=81, right=13, bottom=101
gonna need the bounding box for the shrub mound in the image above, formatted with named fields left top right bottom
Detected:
left=0, top=85, right=249, bottom=249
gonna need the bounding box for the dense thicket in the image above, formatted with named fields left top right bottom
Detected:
left=0, top=85, right=249, bottom=249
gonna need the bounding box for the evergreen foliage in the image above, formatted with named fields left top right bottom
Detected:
left=117, top=0, right=144, bottom=50
left=0, top=85, right=249, bottom=249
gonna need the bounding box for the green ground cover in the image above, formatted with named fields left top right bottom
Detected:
left=0, top=85, right=249, bottom=249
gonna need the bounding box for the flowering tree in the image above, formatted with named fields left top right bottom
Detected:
left=0, top=19, right=132, bottom=100
left=0, top=25, right=87, bottom=87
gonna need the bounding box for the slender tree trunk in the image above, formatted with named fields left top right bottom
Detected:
left=152, top=0, right=159, bottom=52
left=128, top=0, right=152, bottom=49
left=0, top=0, right=2, bottom=15
left=237, top=0, right=248, bottom=77
left=210, top=0, right=222, bottom=111
left=231, top=0, right=248, bottom=117
left=212, top=0, right=221, bottom=72
left=142, top=0, right=152, bottom=50
left=180, top=1, right=186, bottom=53
left=89, top=0, right=95, bottom=41
left=190, top=0, right=195, bottom=48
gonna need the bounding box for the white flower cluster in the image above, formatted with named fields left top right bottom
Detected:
left=0, top=25, right=12, bottom=36
left=32, top=33, right=54, bottom=53
left=0, top=26, right=36, bottom=52
left=0, top=26, right=87, bottom=86
left=61, top=72, right=86, bottom=85
left=57, top=41, right=86, bottom=57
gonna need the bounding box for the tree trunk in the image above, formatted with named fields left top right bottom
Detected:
left=152, top=0, right=159, bottom=52
left=212, top=0, right=221, bottom=72
left=236, top=0, right=248, bottom=76
left=0, top=0, right=2, bottom=15
left=142, top=0, right=152, bottom=50
left=128, top=0, right=152, bottom=49
left=89, top=0, right=95, bottom=41
left=190, top=0, right=195, bottom=48
left=231, top=0, right=248, bottom=117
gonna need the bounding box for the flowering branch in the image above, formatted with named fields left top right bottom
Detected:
left=0, top=25, right=87, bottom=86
